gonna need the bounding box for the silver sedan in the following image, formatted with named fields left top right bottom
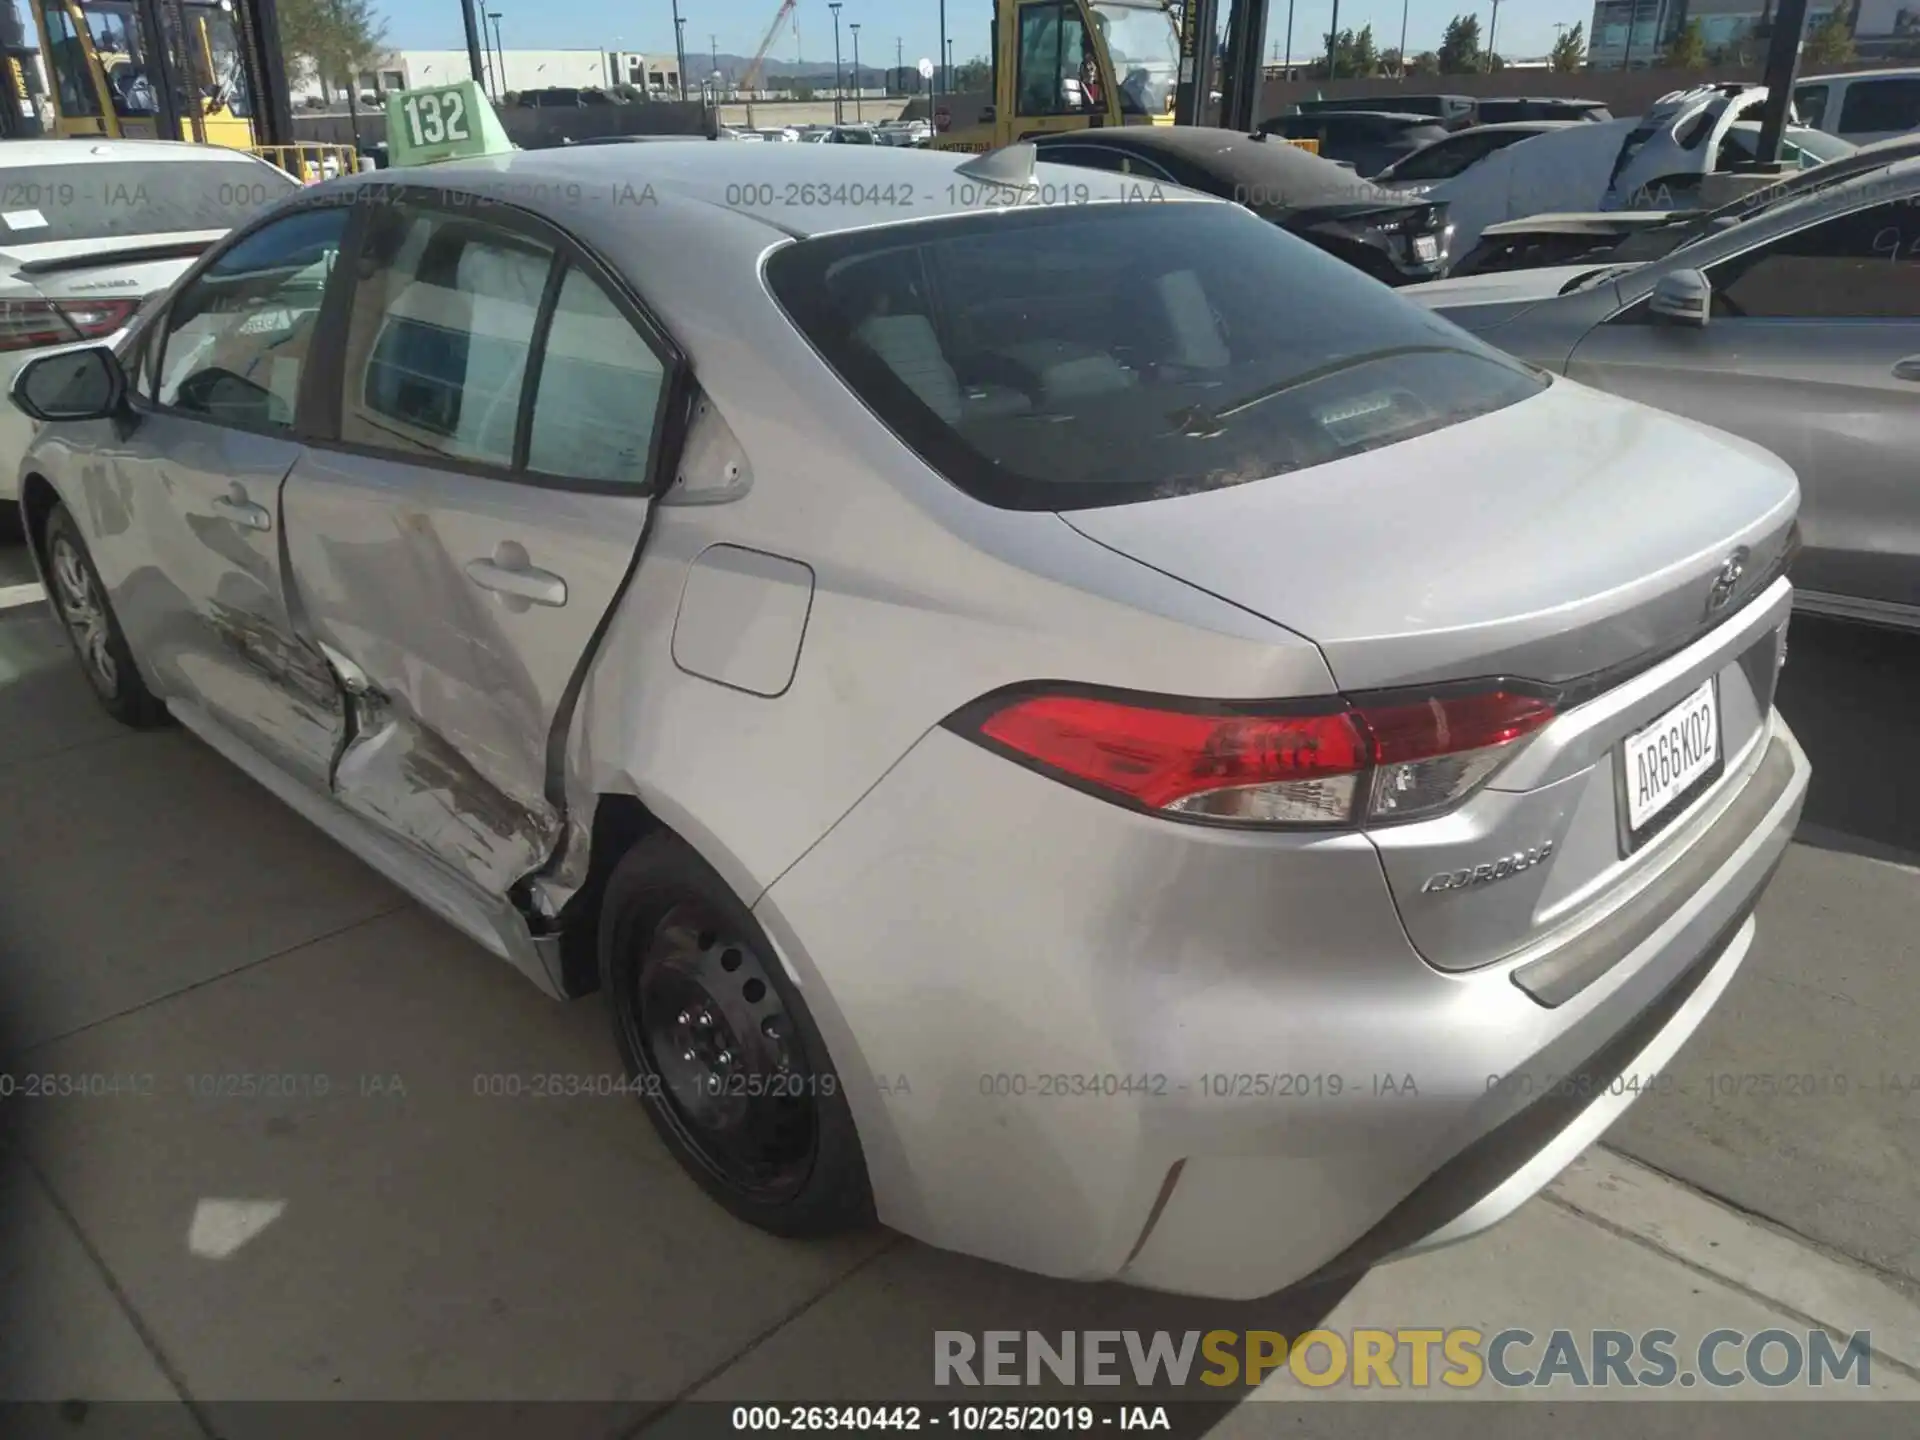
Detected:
left=1405, top=155, right=1920, bottom=634
left=9, top=141, right=1807, bottom=1297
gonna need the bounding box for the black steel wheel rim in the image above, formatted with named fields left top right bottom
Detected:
left=627, top=899, right=818, bottom=1201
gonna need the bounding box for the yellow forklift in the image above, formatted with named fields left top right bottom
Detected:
left=933, top=0, right=1314, bottom=155
left=29, top=0, right=354, bottom=178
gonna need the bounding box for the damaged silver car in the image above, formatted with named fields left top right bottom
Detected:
left=10, top=143, right=1807, bottom=1297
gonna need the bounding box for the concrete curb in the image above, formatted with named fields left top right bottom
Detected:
left=1548, top=1148, right=1920, bottom=1379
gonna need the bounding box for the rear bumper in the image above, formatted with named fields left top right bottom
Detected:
left=755, top=712, right=1808, bottom=1299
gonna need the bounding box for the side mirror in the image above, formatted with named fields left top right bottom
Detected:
left=1648, top=268, right=1711, bottom=328
left=10, top=345, right=128, bottom=423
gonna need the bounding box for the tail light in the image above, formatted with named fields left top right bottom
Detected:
left=0, top=298, right=142, bottom=353
left=952, top=685, right=1556, bottom=829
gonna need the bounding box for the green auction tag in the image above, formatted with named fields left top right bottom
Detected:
left=386, top=81, right=514, bottom=167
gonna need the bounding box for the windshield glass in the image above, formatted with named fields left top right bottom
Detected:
left=1092, top=2, right=1178, bottom=117
left=768, top=203, right=1546, bottom=511
left=0, top=160, right=295, bottom=246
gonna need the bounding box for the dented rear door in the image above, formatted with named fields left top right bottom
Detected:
left=281, top=194, right=681, bottom=900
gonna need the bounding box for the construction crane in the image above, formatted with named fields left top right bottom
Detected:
left=738, top=0, right=797, bottom=131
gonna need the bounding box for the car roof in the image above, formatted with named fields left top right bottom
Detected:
left=1798, top=67, right=1920, bottom=83
left=1290, top=110, right=1448, bottom=124
left=0, top=138, right=270, bottom=169
left=1034, top=126, right=1397, bottom=207
left=326, top=141, right=1225, bottom=243
left=1462, top=120, right=1583, bottom=133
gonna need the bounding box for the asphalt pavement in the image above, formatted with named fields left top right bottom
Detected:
left=1, top=545, right=1916, bottom=1432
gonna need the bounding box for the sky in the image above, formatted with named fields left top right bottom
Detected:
left=378, top=0, right=1603, bottom=71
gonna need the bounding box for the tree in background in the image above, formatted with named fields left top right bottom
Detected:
left=277, top=0, right=387, bottom=101
left=1805, top=8, right=1858, bottom=62
left=1549, top=21, right=1586, bottom=70
left=953, top=56, right=992, bottom=91
left=1664, top=19, right=1710, bottom=67
left=1407, top=49, right=1441, bottom=75
left=1379, top=46, right=1403, bottom=74
left=1323, top=24, right=1382, bottom=77
left=1436, top=14, right=1482, bottom=73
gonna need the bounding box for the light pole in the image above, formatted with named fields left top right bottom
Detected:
left=938, top=0, right=947, bottom=97
left=829, top=1, right=844, bottom=123
left=460, top=0, right=489, bottom=92
left=850, top=23, right=862, bottom=120
left=1399, top=0, right=1410, bottom=75
left=896, top=35, right=903, bottom=96
left=1486, top=0, right=1501, bottom=70
left=946, top=38, right=954, bottom=91
left=1326, top=0, right=1342, bottom=78
left=672, top=3, right=688, bottom=101
left=487, top=11, right=505, bottom=96
left=1283, top=0, right=1294, bottom=76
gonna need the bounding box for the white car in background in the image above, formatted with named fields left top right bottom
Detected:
left=1794, top=68, right=1920, bottom=146
left=1424, top=85, right=1855, bottom=259
left=1, top=139, right=298, bottom=528
left=1370, top=120, right=1581, bottom=195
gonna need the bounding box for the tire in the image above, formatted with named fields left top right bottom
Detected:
left=42, top=503, right=170, bottom=729
left=599, top=831, right=875, bottom=1237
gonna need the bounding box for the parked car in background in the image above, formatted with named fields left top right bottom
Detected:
left=1405, top=156, right=1920, bottom=632
left=1290, top=93, right=1476, bottom=129
left=1424, top=89, right=1854, bottom=259
left=1794, top=68, right=1920, bottom=146
left=8, top=138, right=1809, bottom=1299
left=514, top=87, right=622, bottom=108
left=1448, top=132, right=1920, bottom=275
left=1372, top=120, right=1580, bottom=194
left=807, top=125, right=879, bottom=144
left=0, top=138, right=297, bottom=534
left=1259, top=111, right=1455, bottom=177
left=1472, top=97, right=1613, bottom=124
left=1032, top=127, right=1453, bottom=285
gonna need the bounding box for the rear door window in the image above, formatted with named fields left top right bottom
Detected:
left=768, top=202, right=1546, bottom=511
left=524, top=265, right=667, bottom=487
left=337, top=203, right=556, bottom=469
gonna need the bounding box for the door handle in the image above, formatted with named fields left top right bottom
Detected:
left=211, top=494, right=272, bottom=532
left=1892, top=357, right=1920, bottom=383
left=464, top=557, right=568, bottom=607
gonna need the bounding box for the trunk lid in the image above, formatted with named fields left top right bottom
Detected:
left=1062, top=378, right=1800, bottom=972
left=1060, top=378, right=1798, bottom=694
left=0, top=232, right=215, bottom=374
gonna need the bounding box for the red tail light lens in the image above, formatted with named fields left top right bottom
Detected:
left=958, top=685, right=1557, bottom=828
left=0, top=298, right=142, bottom=353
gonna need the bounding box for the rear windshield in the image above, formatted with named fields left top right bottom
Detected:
left=766, top=201, right=1547, bottom=510
left=0, top=160, right=295, bottom=246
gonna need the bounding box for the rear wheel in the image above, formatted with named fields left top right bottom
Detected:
left=43, top=503, right=169, bottom=729
left=599, top=832, right=874, bottom=1236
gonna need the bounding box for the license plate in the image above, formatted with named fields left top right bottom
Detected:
left=1413, top=234, right=1440, bottom=262
left=1621, top=678, right=1721, bottom=843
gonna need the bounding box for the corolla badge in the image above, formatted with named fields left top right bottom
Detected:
left=1707, top=547, right=1751, bottom=617
left=1421, top=840, right=1556, bottom=894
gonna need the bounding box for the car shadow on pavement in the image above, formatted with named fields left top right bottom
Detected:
left=1774, top=616, right=1920, bottom=865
